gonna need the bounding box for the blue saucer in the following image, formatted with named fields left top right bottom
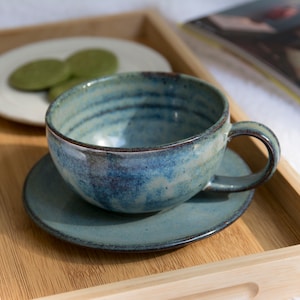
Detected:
left=23, top=149, right=254, bottom=252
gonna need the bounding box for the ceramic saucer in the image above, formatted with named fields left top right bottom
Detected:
left=23, top=149, right=254, bottom=252
left=0, top=37, right=171, bottom=126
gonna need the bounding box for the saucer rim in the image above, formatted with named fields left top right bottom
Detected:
left=23, top=151, right=254, bottom=252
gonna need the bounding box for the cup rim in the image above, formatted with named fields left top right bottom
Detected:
left=45, top=72, right=229, bottom=153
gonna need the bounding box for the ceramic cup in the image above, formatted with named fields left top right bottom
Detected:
left=45, top=72, right=280, bottom=214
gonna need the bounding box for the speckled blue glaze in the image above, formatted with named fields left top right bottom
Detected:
left=45, top=72, right=280, bottom=214
left=23, top=149, right=254, bottom=251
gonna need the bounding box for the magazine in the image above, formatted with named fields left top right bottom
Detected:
left=183, top=0, right=300, bottom=102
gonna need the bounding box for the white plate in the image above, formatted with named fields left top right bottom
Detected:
left=0, top=37, right=171, bottom=126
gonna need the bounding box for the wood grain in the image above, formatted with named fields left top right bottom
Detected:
left=0, top=10, right=299, bottom=299
left=35, top=244, right=300, bottom=299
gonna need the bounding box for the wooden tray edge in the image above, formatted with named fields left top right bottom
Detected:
left=145, top=11, right=300, bottom=199
left=35, top=244, right=300, bottom=299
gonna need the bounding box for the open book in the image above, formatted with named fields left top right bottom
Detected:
left=183, top=0, right=300, bottom=102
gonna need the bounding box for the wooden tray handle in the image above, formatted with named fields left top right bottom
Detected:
left=36, top=245, right=300, bottom=299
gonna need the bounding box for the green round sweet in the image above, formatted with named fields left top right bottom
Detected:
left=66, top=48, right=118, bottom=78
left=9, top=59, right=71, bottom=91
left=48, top=77, right=87, bottom=102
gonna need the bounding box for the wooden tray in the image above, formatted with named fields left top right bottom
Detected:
left=1, top=10, right=300, bottom=299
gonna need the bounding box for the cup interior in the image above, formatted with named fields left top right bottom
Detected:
left=46, top=72, right=227, bottom=149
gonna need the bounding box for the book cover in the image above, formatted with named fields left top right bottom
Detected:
left=184, top=0, right=300, bottom=102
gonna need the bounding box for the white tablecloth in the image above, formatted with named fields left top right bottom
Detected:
left=1, top=0, right=299, bottom=175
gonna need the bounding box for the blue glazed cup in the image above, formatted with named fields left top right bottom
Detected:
left=45, top=72, right=280, bottom=214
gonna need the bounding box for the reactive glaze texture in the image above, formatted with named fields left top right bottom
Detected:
left=46, top=72, right=230, bottom=213
left=23, top=150, right=254, bottom=251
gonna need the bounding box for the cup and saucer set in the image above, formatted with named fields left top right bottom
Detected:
left=1, top=38, right=280, bottom=252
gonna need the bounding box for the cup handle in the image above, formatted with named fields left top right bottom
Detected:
left=204, top=121, right=280, bottom=192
